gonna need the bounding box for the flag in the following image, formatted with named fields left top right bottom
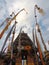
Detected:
left=1, top=23, right=16, bottom=52
left=0, top=18, right=11, bottom=28
left=32, top=29, right=39, bottom=65
left=0, top=21, right=5, bottom=27
left=36, top=23, right=40, bottom=32
left=35, top=23, right=47, bottom=50
left=35, top=30, right=46, bottom=65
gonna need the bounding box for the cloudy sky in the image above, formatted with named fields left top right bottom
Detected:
left=0, top=0, right=49, bottom=51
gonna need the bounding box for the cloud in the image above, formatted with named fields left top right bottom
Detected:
left=47, top=27, right=49, bottom=32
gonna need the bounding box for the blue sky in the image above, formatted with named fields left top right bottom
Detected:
left=0, top=0, right=49, bottom=51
